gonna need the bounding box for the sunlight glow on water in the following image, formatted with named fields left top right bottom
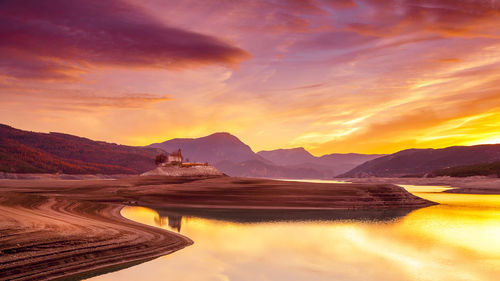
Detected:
left=87, top=184, right=500, bottom=281
left=401, top=185, right=500, bottom=208
left=276, top=178, right=350, bottom=184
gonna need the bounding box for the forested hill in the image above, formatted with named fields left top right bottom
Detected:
left=0, top=124, right=162, bottom=174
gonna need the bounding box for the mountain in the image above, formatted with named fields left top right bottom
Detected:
left=0, top=124, right=162, bottom=174
left=340, top=144, right=500, bottom=178
left=149, top=132, right=267, bottom=164
left=257, top=148, right=384, bottom=176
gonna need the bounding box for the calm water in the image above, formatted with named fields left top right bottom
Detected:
left=87, top=183, right=500, bottom=281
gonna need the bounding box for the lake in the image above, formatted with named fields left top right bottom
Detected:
left=86, top=183, right=500, bottom=281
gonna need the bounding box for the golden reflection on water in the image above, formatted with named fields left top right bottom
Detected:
left=89, top=186, right=500, bottom=281
left=401, top=185, right=500, bottom=208
left=277, top=179, right=350, bottom=184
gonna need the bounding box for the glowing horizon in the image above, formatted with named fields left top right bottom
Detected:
left=1, top=0, right=499, bottom=155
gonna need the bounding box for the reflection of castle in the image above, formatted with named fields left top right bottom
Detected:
left=154, top=214, right=182, bottom=232
left=167, top=215, right=182, bottom=232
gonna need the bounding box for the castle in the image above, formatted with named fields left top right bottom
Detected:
left=155, top=148, right=209, bottom=167
left=167, top=149, right=183, bottom=164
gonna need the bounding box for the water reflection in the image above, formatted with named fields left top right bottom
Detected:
left=150, top=207, right=417, bottom=229
left=87, top=185, right=500, bottom=281
left=147, top=201, right=422, bottom=233
left=154, top=214, right=182, bottom=232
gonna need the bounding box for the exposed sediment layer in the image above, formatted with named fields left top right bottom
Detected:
left=0, top=194, right=192, bottom=281
left=129, top=177, right=435, bottom=210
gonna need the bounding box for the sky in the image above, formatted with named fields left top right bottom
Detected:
left=1, top=0, right=499, bottom=155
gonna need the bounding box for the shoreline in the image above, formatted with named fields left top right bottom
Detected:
left=0, top=194, right=192, bottom=281
left=0, top=175, right=434, bottom=281
left=340, top=176, right=500, bottom=195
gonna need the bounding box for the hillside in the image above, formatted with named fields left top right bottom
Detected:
left=430, top=161, right=500, bottom=178
left=0, top=124, right=162, bottom=174
left=340, top=144, right=500, bottom=178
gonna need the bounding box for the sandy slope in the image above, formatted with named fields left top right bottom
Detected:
left=0, top=176, right=433, bottom=281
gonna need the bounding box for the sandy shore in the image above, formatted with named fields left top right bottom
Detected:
left=0, top=175, right=433, bottom=281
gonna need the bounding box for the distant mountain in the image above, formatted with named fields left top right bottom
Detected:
left=340, top=144, right=500, bottom=178
left=257, top=147, right=316, bottom=166
left=149, top=132, right=267, bottom=164
left=215, top=160, right=330, bottom=179
left=257, top=148, right=384, bottom=176
left=0, top=124, right=162, bottom=174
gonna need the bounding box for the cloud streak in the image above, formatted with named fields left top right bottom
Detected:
left=0, top=0, right=249, bottom=80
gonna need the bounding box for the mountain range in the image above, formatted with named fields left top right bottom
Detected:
left=257, top=147, right=383, bottom=175
left=2, top=123, right=499, bottom=178
left=149, top=133, right=384, bottom=178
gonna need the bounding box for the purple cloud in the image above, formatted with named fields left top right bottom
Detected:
left=0, top=0, right=250, bottom=80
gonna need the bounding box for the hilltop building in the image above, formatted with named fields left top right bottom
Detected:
left=146, top=149, right=222, bottom=177
left=154, top=148, right=211, bottom=169
left=167, top=149, right=183, bottom=164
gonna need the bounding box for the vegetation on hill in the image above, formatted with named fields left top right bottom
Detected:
left=430, top=162, right=500, bottom=178
left=0, top=124, right=162, bottom=174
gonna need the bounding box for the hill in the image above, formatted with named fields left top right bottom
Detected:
left=340, top=144, right=500, bottom=178
left=0, top=124, right=162, bottom=174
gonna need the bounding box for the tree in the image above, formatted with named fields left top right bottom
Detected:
left=154, top=154, right=167, bottom=166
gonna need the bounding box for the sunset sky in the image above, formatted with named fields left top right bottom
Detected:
left=1, top=0, right=499, bottom=155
